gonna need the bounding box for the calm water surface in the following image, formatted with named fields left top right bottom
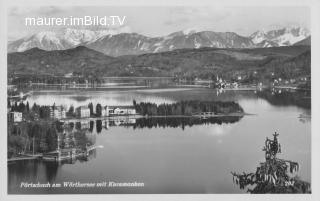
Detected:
left=8, top=88, right=311, bottom=194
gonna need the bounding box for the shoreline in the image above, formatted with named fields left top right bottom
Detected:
left=8, top=113, right=249, bottom=162
left=10, top=83, right=311, bottom=93
left=137, top=112, right=252, bottom=118
left=59, top=112, right=252, bottom=122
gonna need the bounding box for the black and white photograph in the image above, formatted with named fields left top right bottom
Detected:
left=1, top=0, right=320, bottom=200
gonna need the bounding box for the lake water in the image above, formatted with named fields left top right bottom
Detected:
left=7, top=88, right=311, bottom=194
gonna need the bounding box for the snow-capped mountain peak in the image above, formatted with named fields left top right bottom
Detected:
left=182, top=28, right=200, bottom=35
left=250, top=26, right=310, bottom=47
left=61, top=28, right=98, bottom=45
left=11, top=31, right=64, bottom=52
left=8, top=27, right=133, bottom=52
left=33, top=31, right=58, bottom=41
left=8, top=26, right=310, bottom=56
left=250, top=30, right=267, bottom=44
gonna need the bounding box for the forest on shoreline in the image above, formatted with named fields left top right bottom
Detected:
left=134, top=100, right=244, bottom=116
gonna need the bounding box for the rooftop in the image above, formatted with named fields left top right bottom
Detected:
left=108, top=105, right=135, bottom=109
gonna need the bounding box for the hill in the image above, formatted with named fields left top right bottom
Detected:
left=8, top=45, right=310, bottom=80
left=8, top=46, right=115, bottom=76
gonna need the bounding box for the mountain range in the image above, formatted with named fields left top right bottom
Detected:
left=8, top=26, right=310, bottom=57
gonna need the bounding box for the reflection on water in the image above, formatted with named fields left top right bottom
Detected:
left=8, top=88, right=311, bottom=194
left=63, top=116, right=243, bottom=134
left=25, top=88, right=311, bottom=110
left=24, top=77, right=178, bottom=90
left=26, top=90, right=176, bottom=108
left=133, top=116, right=242, bottom=130
left=256, top=89, right=311, bottom=109
left=8, top=150, right=97, bottom=186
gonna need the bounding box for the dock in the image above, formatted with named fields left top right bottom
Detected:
left=8, top=145, right=103, bottom=163
left=8, top=154, right=42, bottom=162
left=42, top=144, right=103, bottom=162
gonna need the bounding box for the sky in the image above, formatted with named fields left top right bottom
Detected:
left=7, top=6, right=310, bottom=40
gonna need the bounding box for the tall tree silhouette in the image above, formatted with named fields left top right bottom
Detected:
left=231, top=132, right=311, bottom=193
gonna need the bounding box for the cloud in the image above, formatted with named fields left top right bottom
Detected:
left=9, top=6, right=66, bottom=17
left=164, top=18, right=189, bottom=26
left=9, top=7, right=33, bottom=16
left=37, top=6, right=65, bottom=16
left=163, top=7, right=231, bottom=29
left=7, top=30, right=31, bottom=41
left=7, top=6, right=310, bottom=40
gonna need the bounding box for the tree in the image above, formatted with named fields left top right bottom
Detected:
left=134, top=100, right=243, bottom=116
left=231, top=132, right=311, bottom=193
left=13, top=102, right=18, bottom=111
left=67, top=105, right=74, bottom=117
left=88, top=102, right=94, bottom=116
left=39, top=106, right=50, bottom=119
left=26, top=102, right=30, bottom=112
left=18, top=102, right=25, bottom=112
left=96, top=103, right=102, bottom=117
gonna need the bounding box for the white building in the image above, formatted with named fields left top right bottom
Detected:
left=50, top=106, right=66, bottom=119
left=108, top=106, right=136, bottom=116
left=76, top=106, right=90, bottom=118
left=9, top=112, right=22, bottom=122
left=102, top=106, right=109, bottom=117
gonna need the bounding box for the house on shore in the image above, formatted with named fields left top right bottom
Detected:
left=102, top=106, right=109, bottom=117
left=107, top=106, right=136, bottom=116
left=76, top=106, right=90, bottom=118
left=8, top=111, right=22, bottom=122
left=50, top=106, right=66, bottom=119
